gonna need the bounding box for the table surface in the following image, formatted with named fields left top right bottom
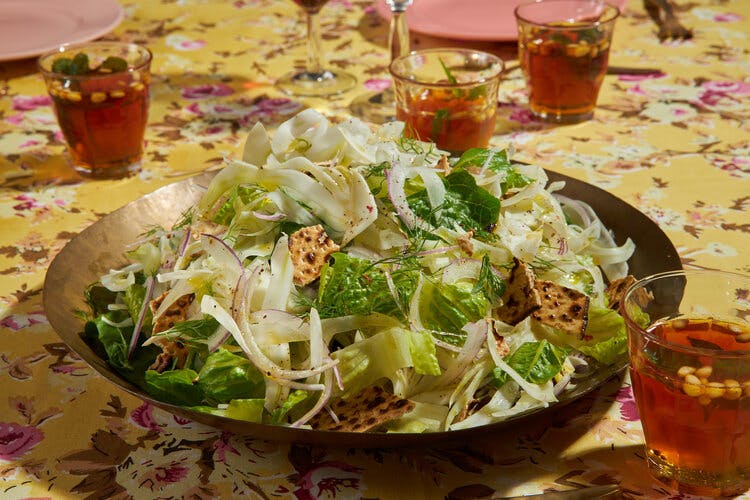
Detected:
left=1, top=0, right=749, bottom=498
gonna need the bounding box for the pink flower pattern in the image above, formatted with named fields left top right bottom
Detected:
left=12, top=95, right=52, bottom=111
left=615, top=386, right=640, bottom=422
left=1, top=1, right=749, bottom=499
left=0, top=422, right=44, bottom=460
left=181, top=83, right=235, bottom=100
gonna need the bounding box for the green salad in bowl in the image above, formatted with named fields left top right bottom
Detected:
left=81, top=109, right=635, bottom=433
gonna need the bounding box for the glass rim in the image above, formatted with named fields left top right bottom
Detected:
left=38, top=41, right=152, bottom=80
left=514, top=0, right=620, bottom=29
left=622, top=268, right=750, bottom=357
left=388, top=48, right=504, bottom=88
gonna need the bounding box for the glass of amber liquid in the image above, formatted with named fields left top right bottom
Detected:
left=389, top=48, right=504, bottom=155
left=622, top=269, right=750, bottom=496
left=39, top=42, right=151, bottom=178
left=515, top=0, right=619, bottom=123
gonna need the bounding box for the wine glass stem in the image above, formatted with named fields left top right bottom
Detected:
left=305, top=10, right=324, bottom=76
left=389, top=10, right=410, bottom=61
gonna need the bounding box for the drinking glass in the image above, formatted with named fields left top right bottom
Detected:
left=349, top=0, right=412, bottom=123
left=390, top=48, right=503, bottom=154
left=515, top=0, right=619, bottom=123
left=277, top=0, right=356, bottom=97
left=622, top=269, right=750, bottom=497
left=38, top=42, right=151, bottom=178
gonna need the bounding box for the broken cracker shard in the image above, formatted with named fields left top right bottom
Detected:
left=309, top=386, right=415, bottom=432
left=494, top=257, right=591, bottom=338
left=288, top=224, right=340, bottom=286
left=605, top=275, right=637, bottom=311
left=148, top=291, right=195, bottom=372
left=494, top=258, right=541, bottom=326
left=532, top=281, right=590, bottom=338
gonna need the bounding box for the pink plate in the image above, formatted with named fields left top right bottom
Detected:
left=375, top=0, right=627, bottom=42
left=0, top=0, right=124, bottom=61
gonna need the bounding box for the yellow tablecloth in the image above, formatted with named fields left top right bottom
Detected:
left=1, top=0, right=749, bottom=498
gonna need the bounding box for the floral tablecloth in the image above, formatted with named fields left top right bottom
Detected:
left=1, top=0, right=749, bottom=498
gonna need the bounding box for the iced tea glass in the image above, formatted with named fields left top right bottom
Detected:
left=622, top=269, right=750, bottom=497
left=390, top=48, right=503, bottom=155
left=515, top=0, right=619, bottom=123
left=39, top=42, right=151, bottom=178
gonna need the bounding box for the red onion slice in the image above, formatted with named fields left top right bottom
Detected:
left=127, top=275, right=155, bottom=360
left=252, top=211, right=285, bottom=222
left=178, top=228, right=192, bottom=258
left=202, top=233, right=243, bottom=270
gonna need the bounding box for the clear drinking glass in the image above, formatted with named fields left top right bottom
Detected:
left=390, top=48, right=503, bottom=154
left=349, top=0, right=412, bottom=123
left=277, top=0, right=357, bottom=97
left=38, top=41, right=151, bottom=178
left=623, top=269, right=750, bottom=497
left=515, top=0, right=619, bottom=123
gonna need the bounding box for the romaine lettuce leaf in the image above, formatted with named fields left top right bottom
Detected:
left=493, top=340, right=568, bottom=387
left=84, top=313, right=159, bottom=388
left=197, top=348, right=265, bottom=404
left=271, top=390, right=309, bottom=424
left=124, top=282, right=151, bottom=329
left=534, top=306, right=628, bottom=365
left=191, top=398, right=265, bottom=422
left=453, top=148, right=532, bottom=193
left=154, top=316, right=221, bottom=350
left=419, top=280, right=487, bottom=345
left=407, top=328, right=441, bottom=376
left=577, top=307, right=628, bottom=364
left=145, top=369, right=204, bottom=406
left=408, top=170, right=501, bottom=233
left=332, top=327, right=422, bottom=397
left=578, top=331, right=627, bottom=365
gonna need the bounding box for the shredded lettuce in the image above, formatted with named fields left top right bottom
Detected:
left=418, top=280, right=487, bottom=344
left=84, top=112, right=636, bottom=433
left=493, top=340, right=569, bottom=387
left=408, top=169, right=501, bottom=234
left=317, top=253, right=417, bottom=319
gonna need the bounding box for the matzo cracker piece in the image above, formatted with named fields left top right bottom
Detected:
left=494, top=258, right=541, bottom=325
left=288, top=225, right=340, bottom=286
left=532, top=281, right=590, bottom=338
left=605, top=275, right=636, bottom=311
left=149, top=292, right=195, bottom=334
left=310, top=386, right=415, bottom=432
left=148, top=291, right=195, bottom=372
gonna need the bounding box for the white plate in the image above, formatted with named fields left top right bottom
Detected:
left=0, top=0, right=124, bottom=61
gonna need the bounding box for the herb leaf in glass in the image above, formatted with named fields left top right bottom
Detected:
left=277, top=0, right=356, bottom=97
left=515, top=0, right=619, bottom=123
left=390, top=48, right=504, bottom=155
left=39, top=42, right=152, bottom=179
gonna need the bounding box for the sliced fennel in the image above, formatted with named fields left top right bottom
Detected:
left=85, top=110, right=635, bottom=433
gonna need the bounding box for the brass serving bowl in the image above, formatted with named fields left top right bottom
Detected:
left=43, top=169, right=680, bottom=447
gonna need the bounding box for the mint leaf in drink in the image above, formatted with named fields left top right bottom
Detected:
left=51, top=57, right=73, bottom=74
left=431, top=108, right=450, bottom=141
left=100, top=56, right=128, bottom=73
left=439, top=57, right=458, bottom=85
left=69, top=53, right=90, bottom=75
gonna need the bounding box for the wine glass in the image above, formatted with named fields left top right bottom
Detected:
left=276, top=0, right=357, bottom=97
left=349, top=0, right=412, bottom=123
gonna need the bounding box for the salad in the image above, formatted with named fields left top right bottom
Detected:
left=81, top=109, right=635, bottom=433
